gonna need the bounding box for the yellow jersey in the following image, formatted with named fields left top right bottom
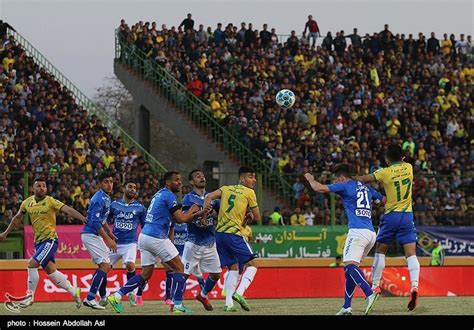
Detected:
left=373, top=162, right=413, bottom=213
left=20, top=196, right=64, bottom=243
left=216, top=185, right=258, bottom=236
left=241, top=225, right=253, bottom=242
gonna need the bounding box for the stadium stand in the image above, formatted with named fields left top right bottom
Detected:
left=0, top=32, right=162, bottom=225
left=117, top=19, right=473, bottom=225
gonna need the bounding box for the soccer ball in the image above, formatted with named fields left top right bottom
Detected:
left=275, top=89, right=296, bottom=109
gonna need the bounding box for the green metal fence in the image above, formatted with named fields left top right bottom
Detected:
left=8, top=28, right=167, bottom=174
left=114, top=36, right=294, bottom=204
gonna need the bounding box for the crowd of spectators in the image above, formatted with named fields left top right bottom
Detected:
left=0, top=16, right=472, bottom=230
left=118, top=15, right=473, bottom=225
left=0, top=31, right=160, bottom=226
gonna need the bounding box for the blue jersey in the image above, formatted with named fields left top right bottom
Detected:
left=172, top=222, right=188, bottom=255
left=328, top=180, right=383, bottom=231
left=182, top=190, right=219, bottom=246
left=107, top=198, right=146, bottom=245
left=141, top=188, right=180, bottom=239
left=82, top=190, right=111, bottom=236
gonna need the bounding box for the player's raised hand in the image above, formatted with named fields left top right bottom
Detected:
left=304, top=173, right=315, bottom=182
left=0, top=232, right=7, bottom=241
left=204, top=204, right=213, bottom=213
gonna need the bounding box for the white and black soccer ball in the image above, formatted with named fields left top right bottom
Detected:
left=275, top=89, right=296, bottom=109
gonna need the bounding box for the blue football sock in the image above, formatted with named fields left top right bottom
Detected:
left=127, top=270, right=136, bottom=281
left=202, top=276, right=218, bottom=296
left=165, top=271, right=173, bottom=300
left=346, top=264, right=373, bottom=297
left=137, top=279, right=146, bottom=296
left=197, top=277, right=205, bottom=290
left=171, top=272, right=187, bottom=305
left=117, top=275, right=145, bottom=297
left=343, top=266, right=356, bottom=308
left=98, top=274, right=107, bottom=299
left=87, top=269, right=106, bottom=301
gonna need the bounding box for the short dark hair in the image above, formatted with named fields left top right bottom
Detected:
left=33, top=176, right=47, bottom=184
left=239, top=166, right=255, bottom=176
left=124, top=180, right=136, bottom=187
left=188, top=169, right=202, bottom=181
left=336, top=255, right=342, bottom=260
left=386, top=144, right=403, bottom=162
left=163, top=171, right=180, bottom=184
left=332, top=163, right=352, bottom=178
left=98, top=171, right=113, bottom=182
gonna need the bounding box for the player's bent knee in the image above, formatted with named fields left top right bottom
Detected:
left=99, top=262, right=111, bottom=272
left=141, top=265, right=154, bottom=280
left=28, top=259, right=40, bottom=268
left=209, top=273, right=220, bottom=281
left=125, top=262, right=135, bottom=272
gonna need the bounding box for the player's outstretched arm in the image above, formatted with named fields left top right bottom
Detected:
left=352, top=174, right=376, bottom=183
left=304, top=173, right=330, bottom=193
left=0, top=209, right=25, bottom=240
left=202, top=189, right=222, bottom=224
left=173, top=204, right=202, bottom=224
left=60, top=205, right=87, bottom=223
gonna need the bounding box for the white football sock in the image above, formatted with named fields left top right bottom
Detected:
left=236, top=266, right=257, bottom=296
left=406, top=255, right=420, bottom=289
left=48, top=270, right=75, bottom=296
left=371, top=253, right=385, bottom=288
left=225, top=270, right=239, bottom=307
left=27, top=267, right=39, bottom=296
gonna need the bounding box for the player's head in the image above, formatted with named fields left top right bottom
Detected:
left=98, top=171, right=113, bottom=194
left=124, top=181, right=137, bottom=200
left=386, top=144, right=403, bottom=164
left=163, top=171, right=182, bottom=193
left=239, top=166, right=256, bottom=189
left=33, top=176, right=47, bottom=198
left=336, top=255, right=342, bottom=263
left=332, top=163, right=352, bottom=183
left=188, top=169, right=206, bottom=189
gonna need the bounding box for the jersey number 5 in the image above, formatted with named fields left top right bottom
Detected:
left=394, top=178, right=411, bottom=201
left=225, top=194, right=236, bottom=213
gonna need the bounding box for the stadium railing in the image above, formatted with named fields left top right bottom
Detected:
left=114, top=34, right=295, bottom=205
left=7, top=28, right=167, bottom=175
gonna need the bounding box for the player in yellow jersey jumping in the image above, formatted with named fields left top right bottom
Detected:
left=0, top=176, right=86, bottom=308
left=203, top=166, right=261, bottom=312
left=353, top=144, right=420, bottom=312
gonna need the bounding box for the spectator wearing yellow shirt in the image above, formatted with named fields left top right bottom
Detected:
left=117, top=142, right=128, bottom=157
left=417, top=142, right=427, bottom=162
left=369, top=64, right=380, bottom=87
left=290, top=208, right=306, bottom=226
left=307, top=104, right=318, bottom=126
left=386, top=116, right=401, bottom=137
left=210, top=94, right=222, bottom=117
left=441, top=33, right=452, bottom=55
left=73, top=133, right=86, bottom=150
left=436, top=89, right=451, bottom=111
left=2, top=52, right=14, bottom=70
left=402, top=136, right=416, bottom=157
left=74, top=148, right=86, bottom=166
left=96, top=130, right=107, bottom=145
left=277, top=153, right=290, bottom=173
left=102, top=148, right=115, bottom=169
left=293, top=49, right=305, bottom=64
left=84, top=156, right=93, bottom=172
